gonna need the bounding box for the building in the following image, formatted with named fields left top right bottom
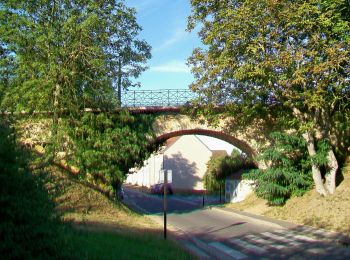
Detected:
left=125, top=135, right=229, bottom=192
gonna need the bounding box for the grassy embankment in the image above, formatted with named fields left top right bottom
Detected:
left=226, top=158, right=350, bottom=235
left=0, top=122, right=191, bottom=259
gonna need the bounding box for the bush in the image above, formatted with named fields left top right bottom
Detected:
left=49, top=111, right=158, bottom=196
left=204, top=150, right=255, bottom=192
left=243, top=132, right=313, bottom=205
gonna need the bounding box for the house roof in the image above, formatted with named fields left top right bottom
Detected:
left=163, top=135, right=212, bottom=153
left=163, top=135, right=229, bottom=156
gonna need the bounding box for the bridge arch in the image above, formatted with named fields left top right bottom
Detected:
left=155, top=129, right=257, bottom=161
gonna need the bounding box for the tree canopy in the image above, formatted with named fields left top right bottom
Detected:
left=0, top=0, right=153, bottom=195
left=0, top=0, right=151, bottom=111
left=188, top=0, right=350, bottom=195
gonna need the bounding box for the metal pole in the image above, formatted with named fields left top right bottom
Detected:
left=202, top=191, right=205, bottom=207
left=164, top=170, right=167, bottom=240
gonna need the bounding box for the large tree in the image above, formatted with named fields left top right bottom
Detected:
left=188, top=0, right=350, bottom=195
left=0, top=0, right=150, bottom=111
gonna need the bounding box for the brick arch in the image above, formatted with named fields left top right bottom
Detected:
left=155, top=129, right=257, bottom=160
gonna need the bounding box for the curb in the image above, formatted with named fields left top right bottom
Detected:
left=210, top=206, right=293, bottom=230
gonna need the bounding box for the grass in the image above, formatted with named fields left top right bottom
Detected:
left=1, top=119, right=192, bottom=259
left=226, top=157, right=350, bottom=235
left=69, top=230, right=191, bottom=260
left=35, top=162, right=193, bottom=259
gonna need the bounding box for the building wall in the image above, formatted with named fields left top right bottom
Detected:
left=126, top=153, right=163, bottom=188
left=164, top=135, right=212, bottom=191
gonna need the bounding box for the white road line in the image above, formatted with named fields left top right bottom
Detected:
left=128, top=201, right=150, bottom=214
left=229, top=238, right=267, bottom=255
left=170, top=197, right=199, bottom=206
left=292, top=234, right=318, bottom=242
left=209, top=242, right=247, bottom=259
left=184, top=243, right=210, bottom=259
left=261, top=232, right=302, bottom=246
left=273, top=230, right=318, bottom=242
left=245, top=235, right=286, bottom=250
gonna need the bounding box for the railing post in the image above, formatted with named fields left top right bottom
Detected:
left=120, top=89, right=197, bottom=108
left=133, top=90, right=136, bottom=107
left=167, top=90, right=170, bottom=106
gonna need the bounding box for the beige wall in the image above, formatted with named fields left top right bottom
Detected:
left=126, top=153, right=163, bottom=187
left=164, top=135, right=212, bottom=191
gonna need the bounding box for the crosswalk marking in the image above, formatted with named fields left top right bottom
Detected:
left=273, top=229, right=317, bottom=242
left=229, top=238, right=267, bottom=254
left=184, top=243, right=210, bottom=259
left=209, top=242, right=247, bottom=259
left=261, top=232, right=302, bottom=246
left=245, top=234, right=287, bottom=250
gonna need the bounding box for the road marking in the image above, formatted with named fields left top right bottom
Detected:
left=229, top=238, right=267, bottom=254
left=127, top=201, right=150, bottom=214
left=209, top=242, right=247, bottom=259
left=184, top=243, right=210, bottom=259
left=261, top=232, right=302, bottom=246
left=274, top=229, right=317, bottom=242
left=170, top=197, right=200, bottom=206
left=246, top=235, right=286, bottom=250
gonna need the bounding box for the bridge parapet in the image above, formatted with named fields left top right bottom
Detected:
left=121, top=89, right=198, bottom=107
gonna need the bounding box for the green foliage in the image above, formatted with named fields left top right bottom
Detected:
left=58, top=111, right=157, bottom=193
left=204, top=150, right=255, bottom=192
left=0, top=119, right=189, bottom=258
left=0, top=120, right=74, bottom=258
left=0, top=1, right=154, bottom=196
left=0, top=0, right=151, bottom=112
left=188, top=0, right=350, bottom=157
left=243, top=132, right=313, bottom=205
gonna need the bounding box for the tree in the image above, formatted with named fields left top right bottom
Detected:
left=0, top=0, right=151, bottom=163
left=243, top=132, right=313, bottom=205
left=0, top=0, right=151, bottom=111
left=0, top=43, right=16, bottom=104
left=188, top=0, right=350, bottom=196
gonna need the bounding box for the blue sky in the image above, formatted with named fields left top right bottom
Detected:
left=124, top=0, right=201, bottom=90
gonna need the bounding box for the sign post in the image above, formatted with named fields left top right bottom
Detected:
left=163, top=169, right=167, bottom=239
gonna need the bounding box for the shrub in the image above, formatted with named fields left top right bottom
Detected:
left=52, top=111, right=158, bottom=195
left=243, top=132, right=313, bottom=205
left=204, top=150, right=255, bottom=192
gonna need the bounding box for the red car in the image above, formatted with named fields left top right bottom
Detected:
left=151, top=183, right=173, bottom=195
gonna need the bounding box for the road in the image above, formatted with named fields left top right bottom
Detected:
left=123, top=187, right=350, bottom=259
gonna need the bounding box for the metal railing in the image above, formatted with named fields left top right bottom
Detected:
left=121, top=89, right=198, bottom=107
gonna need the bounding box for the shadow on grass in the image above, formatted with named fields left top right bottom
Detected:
left=1, top=120, right=192, bottom=260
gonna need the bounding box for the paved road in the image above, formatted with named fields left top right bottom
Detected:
left=123, top=187, right=350, bottom=259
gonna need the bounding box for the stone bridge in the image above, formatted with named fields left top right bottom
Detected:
left=5, top=89, right=267, bottom=165
left=129, top=107, right=265, bottom=164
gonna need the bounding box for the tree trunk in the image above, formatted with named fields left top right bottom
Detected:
left=117, top=59, right=122, bottom=106
left=302, top=132, right=329, bottom=196
left=325, top=149, right=338, bottom=194
left=52, top=83, right=60, bottom=160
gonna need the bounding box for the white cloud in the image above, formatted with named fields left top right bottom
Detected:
left=150, top=61, right=190, bottom=73
left=126, top=0, right=162, bottom=12
left=154, top=27, right=189, bottom=52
